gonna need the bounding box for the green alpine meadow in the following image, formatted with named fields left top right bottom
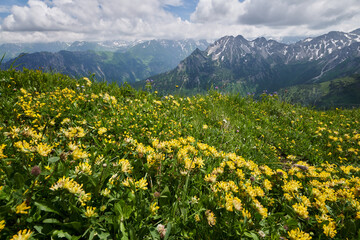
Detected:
left=1, top=68, right=360, bottom=239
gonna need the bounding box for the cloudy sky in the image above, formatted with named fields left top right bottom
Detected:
left=0, top=0, right=359, bottom=43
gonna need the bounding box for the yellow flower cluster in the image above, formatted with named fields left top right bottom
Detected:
left=50, top=176, right=91, bottom=205
left=10, top=229, right=33, bottom=240
left=62, top=126, right=86, bottom=139
left=84, top=206, right=97, bottom=218
left=150, top=202, right=159, bottom=215
left=98, top=127, right=107, bottom=135
left=14, top=140, right=34, bottom=153
left=0, top=144, right=7, bottom=159
left=122, top=177, right=148, bottom=192
left=72, top=148, right=89, bottom=160
left=36, top=142, right=53, bottom=157
left=15, top=201, right=31, bottom=214
left=118, top=159, right=133, bottom=173
left=205, top=210, right=216, bottom=227
left=288, top=228, right=312, bottom=240
left=0, top=220, right=5, bottom=231
left=75, top=161, right=92, bottom=175
left=292, top=202, right=309, bottom=219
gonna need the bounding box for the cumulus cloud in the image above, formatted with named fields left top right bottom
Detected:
left=191, top=0, right=360, bottom=30
left=237, top=0, right=360, bottom=29
left=0, top=0, right=360, bottom=43
left=1, top=0, right=188, bottom=41
left=190, top=0, right=245, bottom=24
left=2, top=0, right=77, bottom=31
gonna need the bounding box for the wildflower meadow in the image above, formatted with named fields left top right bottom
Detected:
left=0, top=69, right=360, bottom=239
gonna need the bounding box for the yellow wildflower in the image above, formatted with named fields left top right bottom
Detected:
left=16, top=201, right=31, bottom=214
left=300, top=196, right=311, bottom=207
left=36, top=142, right=53, bottom=157
left=0, top=144, right=7, bottom=158
left=293, top=202, right=309, bottom=219
left=68, top=142, right=78, bottom=151
left=225, top=193, right=234, bottom=211
left=10, top=229, right=33, bottom=240
left=263, top=179, right=272, bottom=191
left=61, top=118, right=71, bottom=125
left=204, top=174, right=217, bottom=183
left=101, top=188, right=111, bottom=197
left=0, top=220, right=5, bottom=231
left=233, top=197, right=242, bottom=211
left=50, top=176, right=90, bottom=205
left=118, top=159, right=133, bottom=173
left=150, top=202, right=159, bottom=215
left=83, top=77, right=92, bottom=86
left=122, top=177, right=134, bottom=188
left=253, top=199, right=268, bottom=218
left=84, top=206, right=97, bottom=218
left=72, top=148, right=89, bottom=160
left=287, top=155, right=297, bottom=160
left=95, top=155, right=105, bottom=165
left=205, top=210, right=216, bottom=227
left=260, top=165, right=274, bottom=176
left=75, top=161, right=92, bottom=175
left=194, top=157, right=205, bottom=168
left=315, top=214, right=332, bottom=224
left=323, top=221, right=337, bottom=238
left=242, top=209, right=251, bottom=219
left=136, top=178, right=148, bottom=191
left=191, top=196, right=199, bottom=204
left=184, top=157, right=196, bottom=170
left=282, top=180, right=302, bottom=193
left=98, top=127, right=107, bottom=135
left=284, top=193, right=293, bottom=201
left=14, top=141, right=33, bottom=153
left=288, top=228, right=312, bottom=240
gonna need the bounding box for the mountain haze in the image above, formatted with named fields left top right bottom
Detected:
left=0, top=40, right=137, bottom=62
left=1, top=39, right=209, bottom=83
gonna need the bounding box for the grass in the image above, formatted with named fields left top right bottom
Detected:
left=0, top=69, right=359, bottom=239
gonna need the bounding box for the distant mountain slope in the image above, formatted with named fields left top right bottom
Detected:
left=1, top=39, right=209, bottom=83
left=0, top=40, right=134, bottom=61
left=1, top=51, right=147, bottom=83
left=148, top=29, right=360, bottom=107
left=278, top=74, right=360, bottom=108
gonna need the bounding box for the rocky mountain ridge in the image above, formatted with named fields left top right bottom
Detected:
left=150, top=29, right=360, bottom=97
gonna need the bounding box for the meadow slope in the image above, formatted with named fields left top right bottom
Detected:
left=0, top=69, right=360, bottom=239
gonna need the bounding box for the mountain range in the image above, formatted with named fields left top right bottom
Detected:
left=1, top=29, right=360, bottom=108
left=148, top=29, right=360, bottom=107
left=0, top=40, right=142, bottom=62
left=1, top=39, right=209, bottom=83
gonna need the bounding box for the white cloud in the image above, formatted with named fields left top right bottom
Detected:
left=2, top=0, right=77, bottom=31
left=190, top=0, right=360, bottom=28
left=190, top=0, right=245, bottom=24
left=0, top=0, right=360, bottom=43
left=189, top=0, right=360, bottom=39
left=237, top=0, right=360, bottom=29
left=0, top=0, right=188, bottom=42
